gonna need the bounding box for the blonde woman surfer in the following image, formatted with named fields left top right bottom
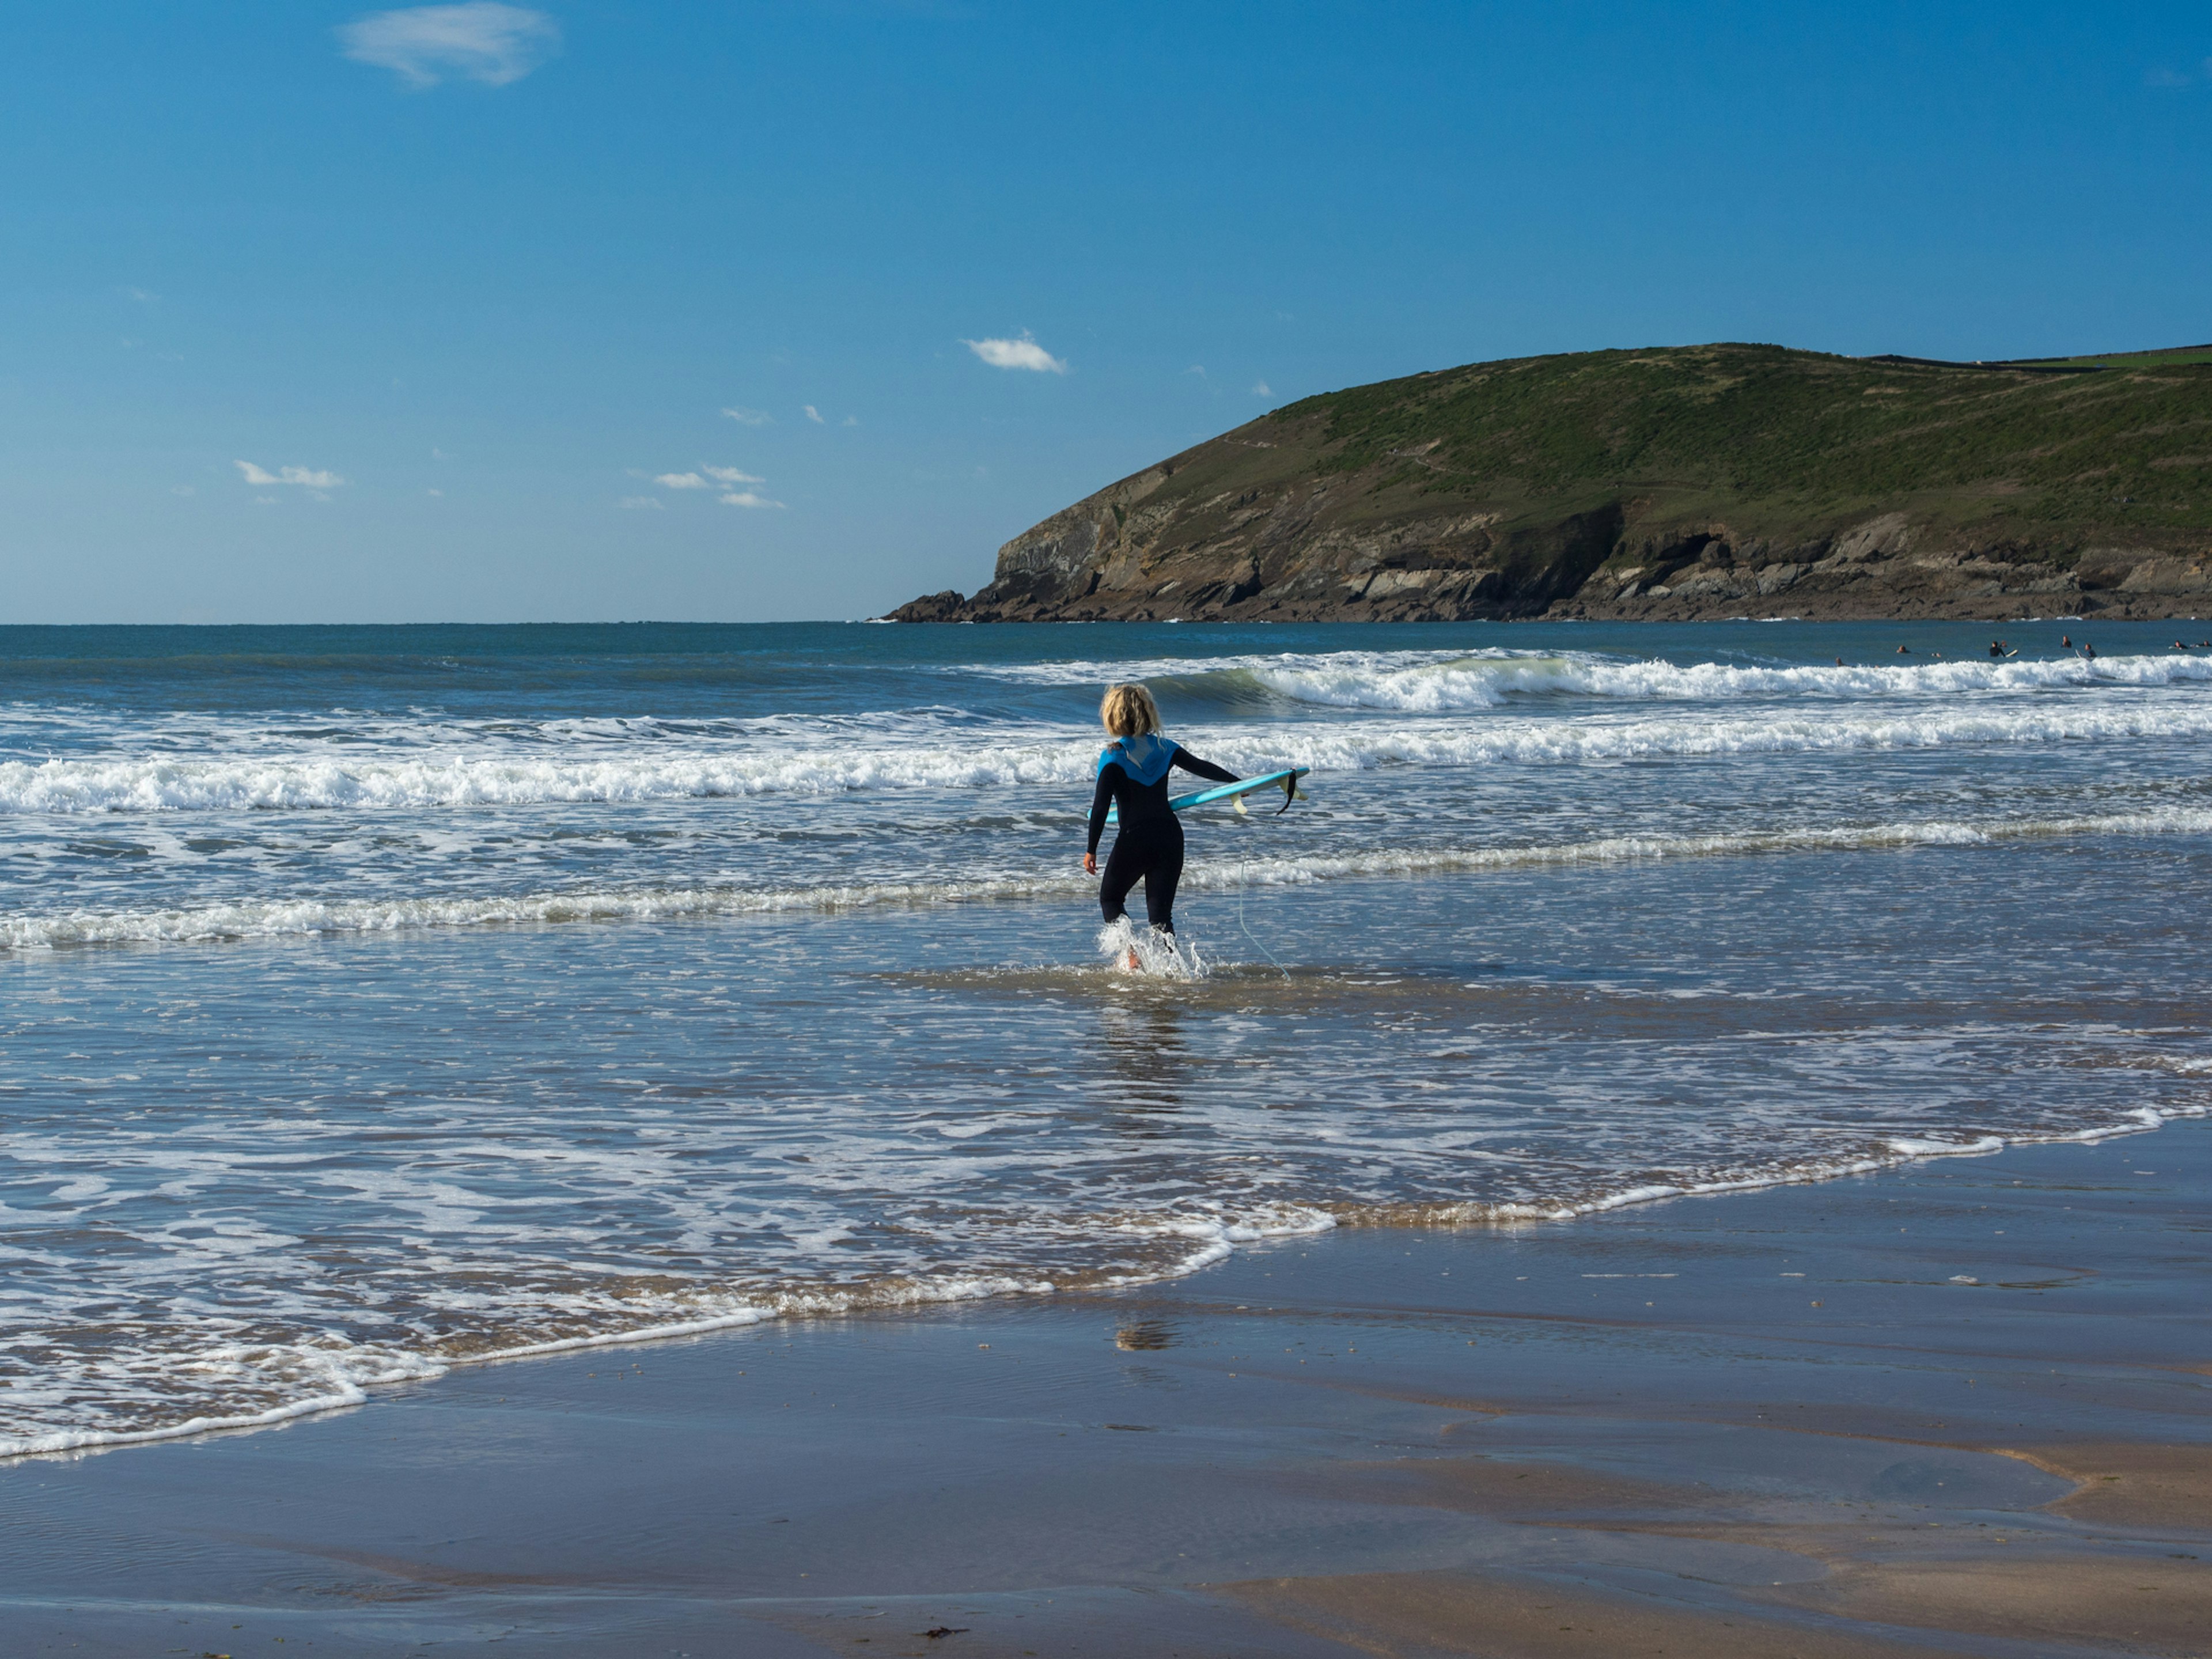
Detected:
left=1084, top=684, right=1238, bottom=947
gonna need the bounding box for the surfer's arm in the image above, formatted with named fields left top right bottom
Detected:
left=1169, top=747, right=1238, bottom=785
left=1086, top=766, right=1121, bottom=857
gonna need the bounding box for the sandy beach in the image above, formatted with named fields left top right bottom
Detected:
left=5, top=1121, right=2204, bottom=1657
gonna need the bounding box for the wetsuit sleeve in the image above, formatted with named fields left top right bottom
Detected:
left=1087, top=765, right=1121, bottom=855
left=1170, top=747, right=1239, bottom=785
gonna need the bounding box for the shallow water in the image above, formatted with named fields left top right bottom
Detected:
left=2, top=618, right=2208, bottom=1454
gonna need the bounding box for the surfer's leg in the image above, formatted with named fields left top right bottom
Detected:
left=1098, top=834, right=1143, bottom=923
left=1142, top=824, right=1185, bottom=933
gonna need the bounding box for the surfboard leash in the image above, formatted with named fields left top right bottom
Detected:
left=1233, top=770, right=1306, bottom=978
left=1235, top=850, right=1292, bottom=980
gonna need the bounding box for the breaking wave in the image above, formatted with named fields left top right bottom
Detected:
left=10, top=804, right=2209, bottom=949
left=985, top=647, right=2212, bottom=713
left=5, top=690, right=2211, bottom=814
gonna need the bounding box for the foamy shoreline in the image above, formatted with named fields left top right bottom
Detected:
left=7, top=1122, right=2205, bottom=1656
left=8, top=1102, right=2199, bottom=1463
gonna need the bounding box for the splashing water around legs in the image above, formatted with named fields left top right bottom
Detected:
left=1096, top=916, right=1211, bottom=979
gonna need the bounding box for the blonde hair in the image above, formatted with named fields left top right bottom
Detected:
left=1100, top=683, right=1161, bottom=738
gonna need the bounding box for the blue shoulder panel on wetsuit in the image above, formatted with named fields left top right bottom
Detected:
left=1098, top=732, right=1176, bottom=786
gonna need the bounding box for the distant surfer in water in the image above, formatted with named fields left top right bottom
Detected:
left=1085, top=683, right=1238, bottom=955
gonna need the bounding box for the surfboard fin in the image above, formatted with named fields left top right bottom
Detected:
left=1233, top=796, right=1248, bottom=815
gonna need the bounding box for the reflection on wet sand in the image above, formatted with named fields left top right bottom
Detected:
left=1098, top=1000, right=1190, bottom=1125
left=1113, top=1319, right=1180, bottom=1351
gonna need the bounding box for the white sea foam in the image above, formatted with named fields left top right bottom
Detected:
left=983, top=647, right=2212, bottom=712
left=1273, top=701, right=2212, bottom=773
left=6, top=1072, right=2201, bottom=1461
left=6, top=688, right=2212, bottom=816
left=0, top=1346, right=445, bottom=1459
left=1358, top=1103, right=2207, bottom=1229
left=1220, top=806, right=2212, bottom=891
left=0, top=737, right=1088, bottom=815
left=1884, top=1134, right=2009, bottom=1157
left=8, top=804, right=2210, bottom=949
left=0, top=1205, right=1330, bottom=1460
left=22, top=1102, right=2207, bottom=1461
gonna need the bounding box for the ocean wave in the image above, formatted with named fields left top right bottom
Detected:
left=0, top=1209, right=1332, bottom=1460
left=984, top=647, right=2212, bottom=713
left=10, top=804, right=2210, bottom=949
left=6, top=689, right=2212, bottom=815
left=0, top=876, right=1080, bottom=947
left=1256, top=700, right=2212, bottom=774
left=0, top=738, right=1091, bottom=815
left=1327, top=1103, right=2203, bottom=1228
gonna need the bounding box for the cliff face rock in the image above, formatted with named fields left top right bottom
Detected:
left=885, top=343, right=2212, bottom=623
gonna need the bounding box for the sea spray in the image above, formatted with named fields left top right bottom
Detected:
left=1096, top=915, right=1213, bottom=979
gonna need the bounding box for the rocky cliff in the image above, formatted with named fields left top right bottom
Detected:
left=887, top=343, right=2212, bottom=623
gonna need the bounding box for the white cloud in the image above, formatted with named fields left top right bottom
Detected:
left=803, top=404, right=824, bottom=423
left=426, top=487, right=444, bottom=497
left=722, top=406, right=774, bottom=425
left=236, top=460, right=345, bottom=488
left=172, top=485, right=195, bottom=497
left=843, top=415, right=860, bottom=427
left=1252, top=381, right=1272, bottom=396
left=1185, top=364, right=1207, bottom=378
left=253, top=495, right=279, bottom=506
left=651, top=468, right=771, bottom=499
left=963, top=332, right=1068, bottom=373
left=338, top=3, right=559, bottom=89
left=122, top=286, right=157, bottom=304
left=619, top=495, right=664, bottom=510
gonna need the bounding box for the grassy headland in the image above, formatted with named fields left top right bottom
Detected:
left=891, top=342, right=2212, bottom=622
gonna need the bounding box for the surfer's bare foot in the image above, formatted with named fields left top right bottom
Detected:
left=1124, top=948, right=1141, bottom=971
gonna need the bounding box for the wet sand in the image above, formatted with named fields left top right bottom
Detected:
left=2, top=1124, right=2205, bottom=1657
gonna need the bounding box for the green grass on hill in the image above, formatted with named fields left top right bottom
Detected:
left=1262, top=342, right=2212, bottom=548
left=2006, top=344, right=2212, bottom=369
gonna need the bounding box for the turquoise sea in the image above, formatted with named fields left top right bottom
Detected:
left=2, top=618, right=2208, bottom=1455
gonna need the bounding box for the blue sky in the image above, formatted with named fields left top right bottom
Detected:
left=5, top=2, right=2209, bottom=623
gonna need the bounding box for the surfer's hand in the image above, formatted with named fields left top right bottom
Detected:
left=1083, top=852, right=1097, bottom=876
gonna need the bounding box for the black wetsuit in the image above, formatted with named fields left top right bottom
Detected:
left=1088, top=745, right=1238, bottom=932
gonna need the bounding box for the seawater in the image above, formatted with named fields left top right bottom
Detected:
left=2, top=619, right=2208, bottom=1455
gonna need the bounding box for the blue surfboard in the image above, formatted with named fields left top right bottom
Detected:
left=1103, top=767, right=1309, bottom=825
